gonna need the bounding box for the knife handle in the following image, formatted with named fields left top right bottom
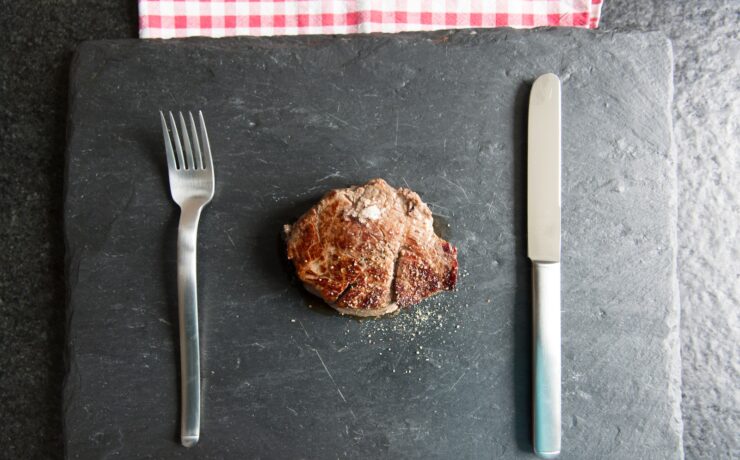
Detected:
left=532, top=261, right=561, bottom=459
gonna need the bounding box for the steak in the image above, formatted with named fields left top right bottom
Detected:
left=284, top=178, right=458, bottom=317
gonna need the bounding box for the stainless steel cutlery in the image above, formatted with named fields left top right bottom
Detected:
left=160, top=110, right=215, bottom=448
left=528, top=74, right=562, bottom=459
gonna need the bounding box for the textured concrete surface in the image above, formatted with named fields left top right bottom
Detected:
left=0, top=1, right=737, bottom=459
left=601, top=2, right=740, bottom=458
left=0, top=2, right=138, bottom=459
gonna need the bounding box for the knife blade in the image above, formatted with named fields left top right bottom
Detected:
left=527, top=73, right=562, bottom=459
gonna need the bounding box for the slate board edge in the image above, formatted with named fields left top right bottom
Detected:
left=62, top=28, right=683, bottom=458
left=662, top=37, right=685, bottom=458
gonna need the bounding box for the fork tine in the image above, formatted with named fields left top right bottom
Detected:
left=160, top=111, right=177, bottom=171
left=198, top=111, right=213, bottom=170
left=188, top=112, right=203, bottom=170
left=178, top=112, right=196, bottom=170
left=168, top=111, right=186, bottom=170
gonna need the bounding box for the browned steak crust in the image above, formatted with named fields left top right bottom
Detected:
left=284, top=178, right=458, bottom=317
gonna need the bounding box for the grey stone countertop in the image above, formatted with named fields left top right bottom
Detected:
left=0, top=1, right=736, bottom=458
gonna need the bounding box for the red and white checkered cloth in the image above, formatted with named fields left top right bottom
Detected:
left=140, top=1, right=603, bottom=38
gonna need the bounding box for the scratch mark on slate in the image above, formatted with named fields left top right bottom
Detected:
left=298, top=319, right=310, bottom=338
left=314, top=348, right=347, bottom=402
left=449, top=370, right=467, bottom=392
left=485, top=202, right=496, bottom=218
left=287, top=406, right=298, bottom=416
left=395, top=113, right=399, bottom=151
left=468, top=404, right=483, bottom=419
left=440, top=175, right=470, bottom=201
left=428, top=201, right=451, bottom=218
left=327, top=113, right=359, bottom=130
left=317, top=171, right=342, bottom=182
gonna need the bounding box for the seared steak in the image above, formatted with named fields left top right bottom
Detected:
left=284, top=178, right=458, bottom=317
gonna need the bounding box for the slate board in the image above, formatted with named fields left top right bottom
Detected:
left=64, top=29, right=683, bottom=459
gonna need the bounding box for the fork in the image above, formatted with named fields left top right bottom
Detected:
left=160, top=110, right=215, bottom=448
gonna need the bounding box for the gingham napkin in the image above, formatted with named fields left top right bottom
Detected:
left=140, top=0, right=603, bottom=39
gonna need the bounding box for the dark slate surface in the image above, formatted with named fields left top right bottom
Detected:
left=64, top=29, right=681, bottom=459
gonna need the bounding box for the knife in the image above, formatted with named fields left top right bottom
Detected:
left=527, top=73, right=562, bottom=459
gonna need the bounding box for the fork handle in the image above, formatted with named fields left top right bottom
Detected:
left=177, top=202, right=204, bottom=448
